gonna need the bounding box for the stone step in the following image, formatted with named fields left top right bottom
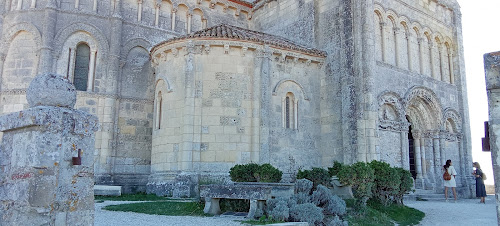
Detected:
left=94, top=185, right=122, bottom=196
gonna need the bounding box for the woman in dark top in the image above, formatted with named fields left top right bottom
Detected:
left=473, top=162, right=487, bottom=203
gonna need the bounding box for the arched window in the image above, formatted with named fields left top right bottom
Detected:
left=282, top=92, right=298, bottom=130
left=156, top=92, right=163, bottom=129
left=73, top=43, right=90, bottom=91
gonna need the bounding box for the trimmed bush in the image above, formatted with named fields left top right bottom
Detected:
left=394, top=167, right=413, bottom=205
left=295, top=178, right=313, bottom=194
left=325, top=195, right=347, bottom=216
left=311, top=185, right=346, bottom=216
left=256, top=163, right=283, bottom=183
left=337, top=162, right=375, bottom=207
left=289, top=203, right=324, bottom=225
left=369, top=160, right=400, bottom=206
left=291, top=192, right=311, bottom=205
left=328, top=161, right=345, bottom=177
left=229, top=163, right=282, bottom=183
left=327, top=215, right=349, bottom=226
left=296, top=167, right=331, bottom=189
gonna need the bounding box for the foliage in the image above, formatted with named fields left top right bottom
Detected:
left=291, top=192, right=311, bottom=205
left=229, top=163, right=282, bottom=183
left=256, top=163, right=283, bottom=183
left=296, top=167, right=331, bottom=189
left=268, top=200, right=289, bottom=221
left=220, top=199, right=250, bottom=212
left=289, top=203, right=324, bottom=225
left=229, top=163, right=260, bottom=182
left=337, top=162, right=375, bottom=207
left=103, top=201, right=206, bottom=216
left=394, top=167, right=414, bottom=205
left=325, top=195, right=347, bottom=216
left=369, top=160, right=400, bottom=206
left=311, top=185, right=346, bottom=216
left=295, top=178, right=313, bottom=194
left=328, top=161, right=346, bottom=177
left=95, top=192, right=167, bottom=201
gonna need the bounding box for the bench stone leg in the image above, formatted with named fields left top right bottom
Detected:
left=256, top=200, right=265, bottom=218
left=203, top=198, right=221, bottom=215
left=247, top=199, right=258, bottom=219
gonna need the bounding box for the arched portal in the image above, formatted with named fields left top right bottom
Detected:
left=404, top=87, right=443, bottom=189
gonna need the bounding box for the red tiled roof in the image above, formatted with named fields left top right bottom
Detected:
left=152, top=24, right=326, bottom=57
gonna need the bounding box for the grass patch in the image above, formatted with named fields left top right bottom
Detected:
left=95, top=193, right=167, bottom=201
left=103, top=201, right=207, bottom=216
left=345, top=199, right=424, bottom=226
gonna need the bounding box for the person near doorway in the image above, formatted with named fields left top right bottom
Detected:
left=473, top=162, right=487, bottom=203
left=443, top=159, right=458, bottom=202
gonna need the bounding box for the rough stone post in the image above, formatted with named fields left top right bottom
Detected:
left=484, top=51, right=500, bottom=224
left=0, top=73, right=99, bottom=225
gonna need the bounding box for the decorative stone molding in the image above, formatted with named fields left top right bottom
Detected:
left=1, top=22, right=43, bottom=54
left=404, top=86, right=443, bottom=121
left=272, top=79, right=310, bottom=101
left=121, top=38, right=152, bottom=60
left=53, top=23, right=110, bottom=59
left=378, top=119, right=410, bottom=132
left=443, top=108, right=462, bottom=132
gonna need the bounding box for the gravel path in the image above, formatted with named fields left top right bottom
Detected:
left=94, top=201, right=243, bottom=226
left=405, top=195, right=497, bottom=226
left=95, top=197, right=499, bottom=226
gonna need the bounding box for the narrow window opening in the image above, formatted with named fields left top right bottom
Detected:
left=74, top=43, right=90, bottom=91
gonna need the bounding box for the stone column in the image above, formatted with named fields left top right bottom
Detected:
left=414, top=132, right=423, bottom=179
left=420, top=136, right=427, bottom=176
left=86, top=50, right=97, bottom=92
left=38, top=2, right=57, bottom=74
left=484, top=51, right=500, bottom=222
left=187, top=13, right=192, bottom=33
left=400, top=128, right=410, bottom=170
left=380, top=23, right=386, bottom=63
left=418, top=38, right=424, bottom=75
left=449, top=51, right=455, bottom=84
left=155, top=3, right=160, bottom=27
left=0, top=73, right=99, bottom=225
left=257, top=45, right=272, bottom=164
left=394, top=28, right=401, bottom=68
left=93, top=0, right=98, bottom=12
left=414, top=131, right=424, bottom=188
left=171, top=9, right=177, bottom=31
left=74, top=0, right=79, bottom=9
left=407, top=33, right=413, bottom=72
left=439, top=131, right=446, bottom=165
left=430, top=43, right=437, bottom=79
left=457, top=135, right=466, bottom=184
left=439, top=45, right=446, bottom=82
left=30, top=0, right=36, bottom=8
left=137, top=0, right=143, bottom=22
left=433, top=134, right=441, bottom=187
left=16, top=0, right=22, bottom=10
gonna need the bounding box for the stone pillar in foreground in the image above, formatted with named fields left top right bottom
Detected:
left=0, top=73, right=99, bottom=225
left=484, top=51, right=500, bottom=225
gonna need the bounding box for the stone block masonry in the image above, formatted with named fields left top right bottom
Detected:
left=0, top=73, right=99, bottom=225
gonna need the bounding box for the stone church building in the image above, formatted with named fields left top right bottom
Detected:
left=0, top=0, right=473, bottom=197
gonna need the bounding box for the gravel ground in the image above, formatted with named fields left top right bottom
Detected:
left=95, top=197, right=498, bottom=226
left=405, top=195, right=497, bottom=226
left=94, top=201, right=243, bottom=226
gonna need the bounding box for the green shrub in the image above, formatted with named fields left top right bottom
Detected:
left=229, top=163, right=282, bottom=183
left=256, top=163, right=283, bottom=183
left=369, top=160, right=400, bottom=206
left=328, top=161, right=345, bottom=177
left=295, top=179, right=313, bottom=194
left=296, top=167, right=331, bottom=189
left=337, top=162, right=375, bottom=207
left=229, top=163, right=260, bottom=182
left=394, top=167, right=413, bottom=205
left=269, top=200, right=289, bottom=221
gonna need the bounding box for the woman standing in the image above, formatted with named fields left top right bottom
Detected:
left=473, top=162, right=487, bottom=203
left=443, top=159, right=458, bottom=202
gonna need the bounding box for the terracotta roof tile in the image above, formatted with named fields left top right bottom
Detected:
left=153, top=24, right=327, bottom=57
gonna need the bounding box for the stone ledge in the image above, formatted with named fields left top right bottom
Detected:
left=94, top=185, right=122, bottom=196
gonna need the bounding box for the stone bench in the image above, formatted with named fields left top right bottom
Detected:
left=200, top=183, right=294, bottom=218
left=94, top=185, right=122, bottom=196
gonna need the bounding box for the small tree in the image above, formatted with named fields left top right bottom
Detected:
left=296, top=167, right=331, bottom=189
left=369, top=160, right=400, bottom=206
left=328, top=161, right=345, bottom=177
left=394, top=167, right=413, bottom=205
left=337, top=162, right=375, bottom=207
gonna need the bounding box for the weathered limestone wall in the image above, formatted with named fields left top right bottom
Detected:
left=0, top=0, right=253, bottom=193
left=0, top=73, right=98, bottom=225
left=484, top=51, right=500, bottom=224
